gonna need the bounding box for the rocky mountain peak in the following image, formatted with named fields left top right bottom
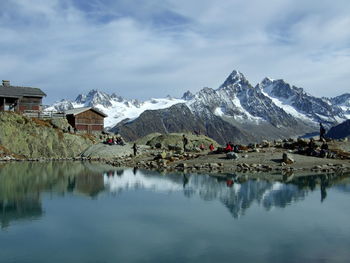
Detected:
left=260, top=77, right=274, bottom=87
left=75, top=89, right=113, bottom=107
left=182, top=90, right=195, bottom=101
left=260, top=78, right=298, bottom=99
left=331, top=93, right=350, bottom=106
left=219, top=70, right=248, bottom=89
left=111, top=93, right=124, bottom=102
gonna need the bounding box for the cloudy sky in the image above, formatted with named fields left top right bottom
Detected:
left=0, top=0, right=349, bottom=103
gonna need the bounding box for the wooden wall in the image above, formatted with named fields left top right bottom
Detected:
left=18, top=97, right=42, bottom=112
left=68, top=110, right=105, bottom=133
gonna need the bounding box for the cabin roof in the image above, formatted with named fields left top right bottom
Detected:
left=0, top=85, right=46, bottom=98
left=65, top=107, right=108, bottom=117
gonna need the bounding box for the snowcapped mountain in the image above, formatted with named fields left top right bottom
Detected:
left=186, top=70, right=298, bottom=127
left=46, top=89, right=185, bottom=128
left=258, top=78, right=345, bottom=124
left=330, top=93, right=350, bottom=119
left=47, top=69, right=349, bottom=143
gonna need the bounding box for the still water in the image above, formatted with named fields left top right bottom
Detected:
left=0, top=162, right=350, bottom=263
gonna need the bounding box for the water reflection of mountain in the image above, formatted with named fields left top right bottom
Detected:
left=1, top=162, right=349, bottom=227
left=333, top=178, right=350, bottom=193
left=104, top=170, right=350, bottom=219
left=0, top=162, right=110, bottom=229
left=0, top=194, right=42, bottom=229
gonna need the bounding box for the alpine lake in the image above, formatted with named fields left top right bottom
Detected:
left=1, top=161, right=350, bottom=263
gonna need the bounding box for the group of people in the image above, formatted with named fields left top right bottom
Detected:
left=301, top=123, right=332, bottom=158
left=224, top=141, right=239, bottom=153
left=301, top=138, right=331, bottom=158
left=104, top=136, right=125, bottom=146
left=182, top=135, right=215, bottom=152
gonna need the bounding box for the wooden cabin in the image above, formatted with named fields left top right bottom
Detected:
left=65, top=107, right=107, bottom=134
left=0, top=80, right=46, bottom=113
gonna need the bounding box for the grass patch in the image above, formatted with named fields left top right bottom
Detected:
left=31, top=118, right=52, bottom=128
left=78, top=133, right=97, bottom=142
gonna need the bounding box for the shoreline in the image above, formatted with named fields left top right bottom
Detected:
left=1, top=143, right=350, bottom=178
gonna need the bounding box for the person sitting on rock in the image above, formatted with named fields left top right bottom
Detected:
left=199, top=143, right=205, bottom=151
left=319, top=142, right=329, bottom=158
left=209, top=143, right=215, bottom=152
left=225, top=143, right=233, bottom=153
left=229, top=141, right=234, bottom=149
left=306, top=138, right=318, bottom=156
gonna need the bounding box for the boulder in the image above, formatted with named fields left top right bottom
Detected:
left=282, top=152, right=294, bottom=164
left=154, top=143, right=162, bottom=149
left=261, top=140, right=270, bottom=148
left=168, top=144, right=182, bottom=151
left=227, top=152, right=239, bottom=160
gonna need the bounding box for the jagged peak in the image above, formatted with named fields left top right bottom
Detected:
left=218, top=69, right=250, bottom=90
left=260, top=77, right=274, bottom=86
left=226, top=69, right=246, bottom=83
left=182, top=90, right=195, bottom=101
left=75, top=93, right=86, bottom=103
left=73, top=89, right=113, bottom=107
left=198, top=87, right=216, bottom=95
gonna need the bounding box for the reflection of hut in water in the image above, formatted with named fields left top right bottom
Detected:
left=0, top=195, right=42, bottom=229
left=75, top=173, right=104, bottom=197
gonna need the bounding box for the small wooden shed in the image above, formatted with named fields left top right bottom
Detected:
left=0, top=80, right=46, bottom=112
left=65, top=107, right=107, bottom=134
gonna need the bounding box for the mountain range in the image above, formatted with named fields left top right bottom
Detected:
left=46, top=70, right=350, bottom=144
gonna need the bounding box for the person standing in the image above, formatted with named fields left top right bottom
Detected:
left=319, top=123, right=326, bottom=141
left=182, top=135, right=188, bottom=152
left=132, top=143, right=138, bottom=156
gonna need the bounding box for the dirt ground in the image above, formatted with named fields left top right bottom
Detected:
left=125, top=140, right=350, bottom=177
left=183, top=147, right=350, bottom=169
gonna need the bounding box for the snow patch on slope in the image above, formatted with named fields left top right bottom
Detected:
left=261, top=88, right=313, bottom=122
left=97, top=98, right=185, bottom=128
left=231, top=96, right=263, bottom=123
left=46, top=90, right=185, bottom=128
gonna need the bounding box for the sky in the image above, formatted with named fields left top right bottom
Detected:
left=0, top=0, right=349, bottom=104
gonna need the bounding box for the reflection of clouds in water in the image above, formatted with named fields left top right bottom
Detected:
left=103, top=170, right=183, bottom=193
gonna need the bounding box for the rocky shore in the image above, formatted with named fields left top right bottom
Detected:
left=1, top=115, right=349, bottom=179
left=5, top=136, right=346, bottom=178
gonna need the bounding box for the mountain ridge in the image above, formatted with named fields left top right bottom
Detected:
left=46, top=69, right=350, bottom=143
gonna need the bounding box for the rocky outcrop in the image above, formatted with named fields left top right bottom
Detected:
left=326, top=120, right=350, bottom=139
left=80, top=143, right=133, bottom=158
left=0, top=112, right=94, bottom=158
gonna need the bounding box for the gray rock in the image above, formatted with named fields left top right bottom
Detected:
left=227, top=152, right=239, bottom=160
left=282, top=152, right=294, bottom=164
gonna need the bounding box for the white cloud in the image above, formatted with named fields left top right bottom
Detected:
left=0, top=0, right=349, bottom=104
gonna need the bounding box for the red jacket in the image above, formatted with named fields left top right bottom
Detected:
left=225, top=144, right=233, bottom=152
